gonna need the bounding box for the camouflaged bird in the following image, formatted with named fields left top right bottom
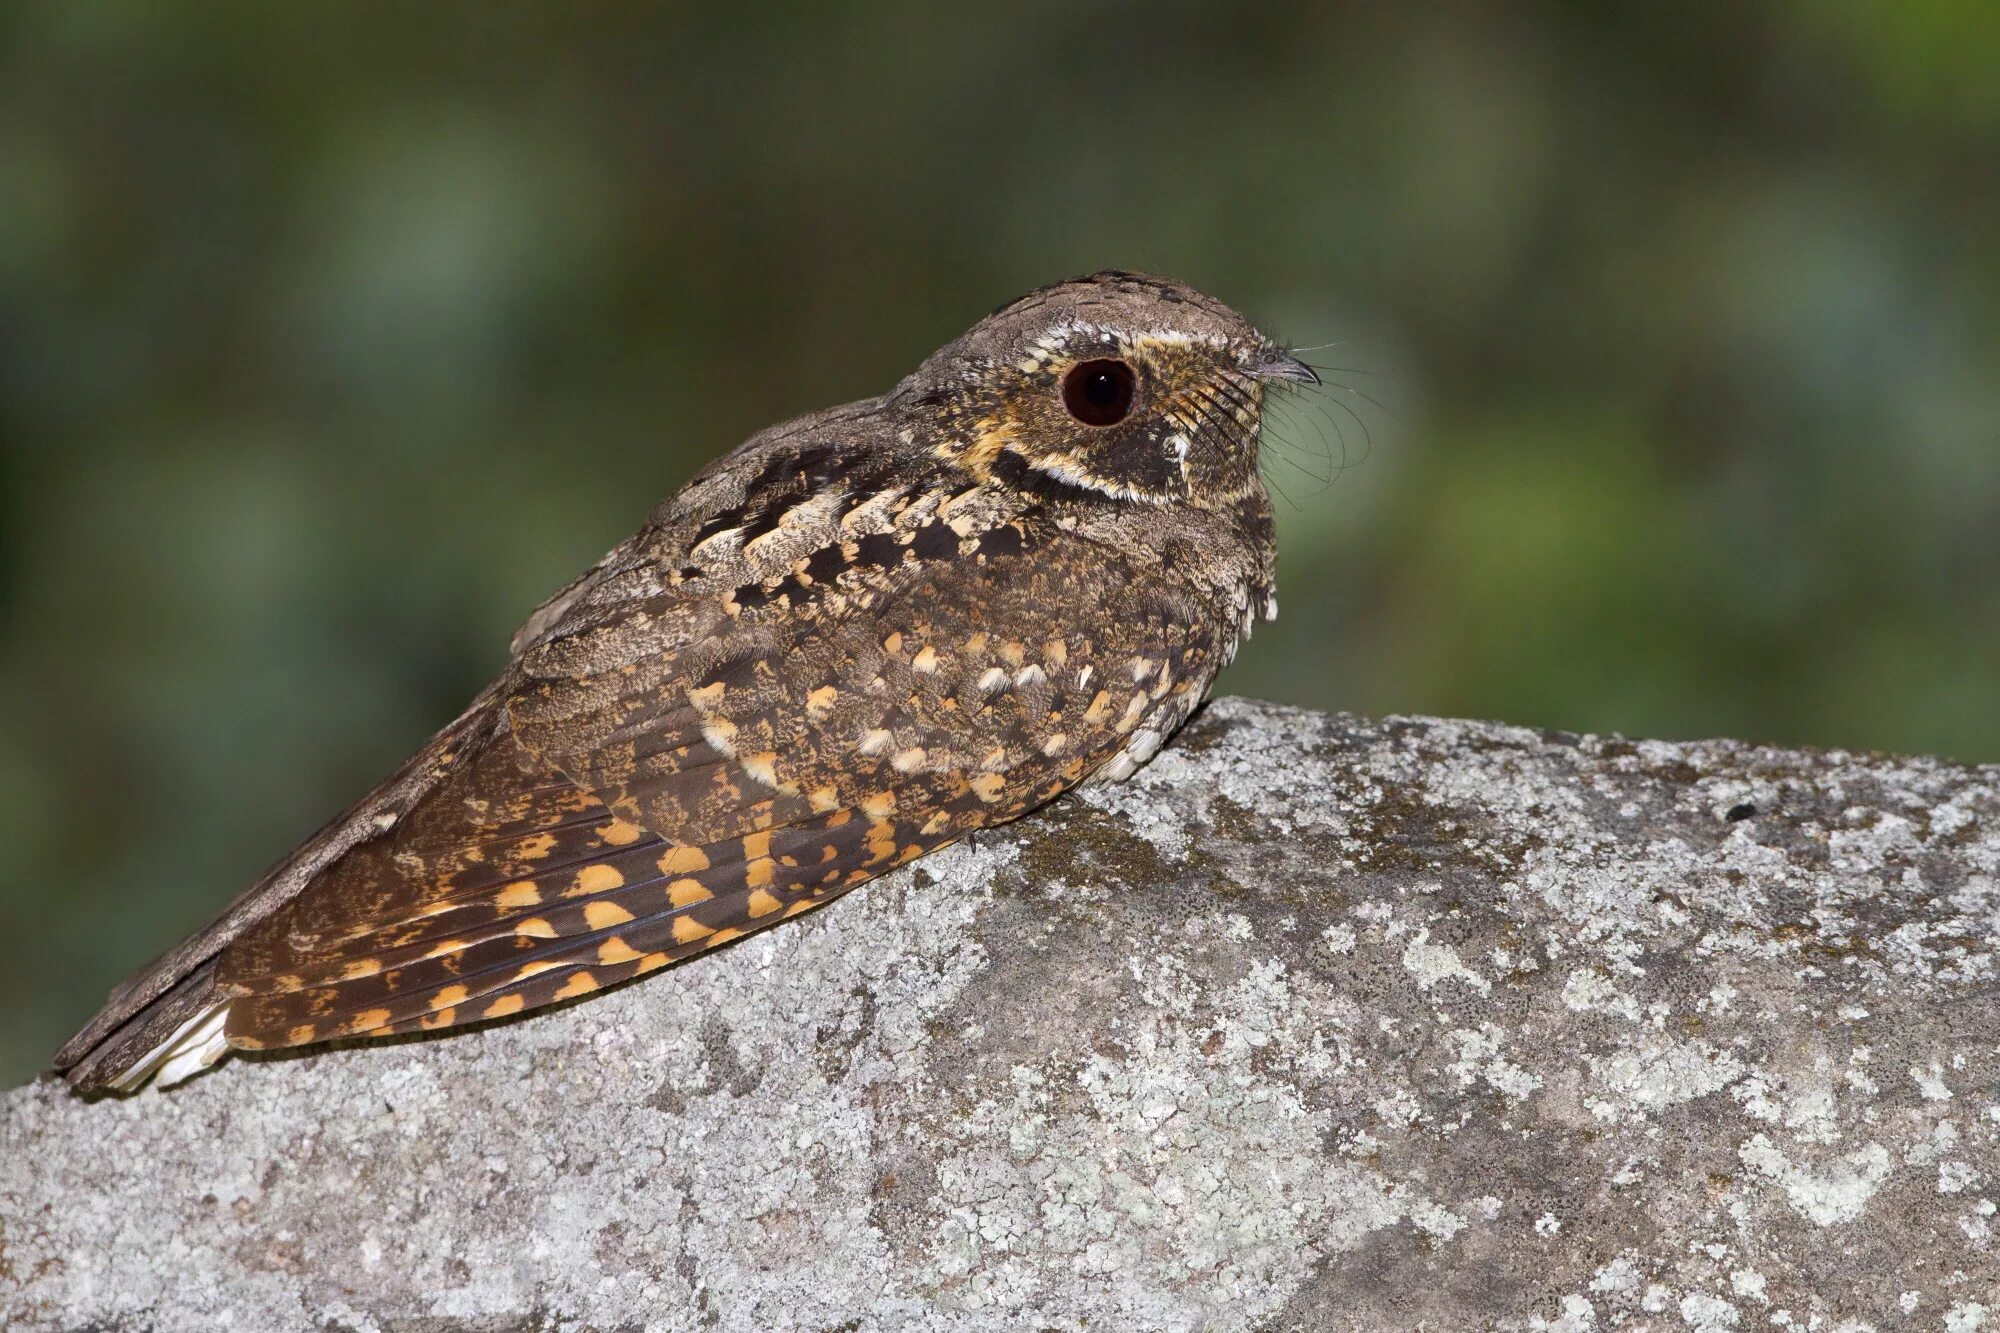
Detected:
left=55, top=271, right=1316, bottom=1092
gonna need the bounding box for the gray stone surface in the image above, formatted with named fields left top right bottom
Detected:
left=4, top=699, right=1999, bottom=1332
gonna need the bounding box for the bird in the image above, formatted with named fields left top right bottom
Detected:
left=54, top=270, right=1318, bottom=1093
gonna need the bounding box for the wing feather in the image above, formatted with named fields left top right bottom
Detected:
left=219, top=763, right=997, bottom=1046
left=79, top=451, right=1223, bottom=1081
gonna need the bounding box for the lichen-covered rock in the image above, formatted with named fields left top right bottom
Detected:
left=3, top=699, right=1997, bottom=1332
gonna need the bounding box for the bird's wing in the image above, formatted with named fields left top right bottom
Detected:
left=210, top=508, right=1216, bottom=1049
left=53, top=513, right=682, bottom=1088
left=50, top=679, right=517, bottom=1088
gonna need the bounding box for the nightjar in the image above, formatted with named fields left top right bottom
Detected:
left=56, top=270, right=1316, bottom=1092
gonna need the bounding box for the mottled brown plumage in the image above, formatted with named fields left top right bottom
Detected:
left=54, top=271, right=1314, bottom=1091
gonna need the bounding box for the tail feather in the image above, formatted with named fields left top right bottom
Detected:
left=112, top=1003, right=231, bottom=1091
left=56, top=962, right=229, bottom=1094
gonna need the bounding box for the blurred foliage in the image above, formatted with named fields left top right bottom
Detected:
left=2, top=2, right=1996, bottom=1085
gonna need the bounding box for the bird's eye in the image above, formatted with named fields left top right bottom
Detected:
left=1060, top=359, right=1137, bottom=427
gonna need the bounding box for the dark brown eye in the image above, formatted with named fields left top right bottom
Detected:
left=1060, top=359, right=1137, bottom=427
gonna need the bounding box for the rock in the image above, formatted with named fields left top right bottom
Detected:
left=3, top=699, right=1997, bottom=1331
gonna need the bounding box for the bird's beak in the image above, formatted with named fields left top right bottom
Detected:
left=1249, top=348, right=1321, bottom=385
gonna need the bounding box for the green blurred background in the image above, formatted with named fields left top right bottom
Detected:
left=3, top=3, right=1997, bottom=1085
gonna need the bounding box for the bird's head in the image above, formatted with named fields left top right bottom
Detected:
left=894, top=271, right=1315, bottom=507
